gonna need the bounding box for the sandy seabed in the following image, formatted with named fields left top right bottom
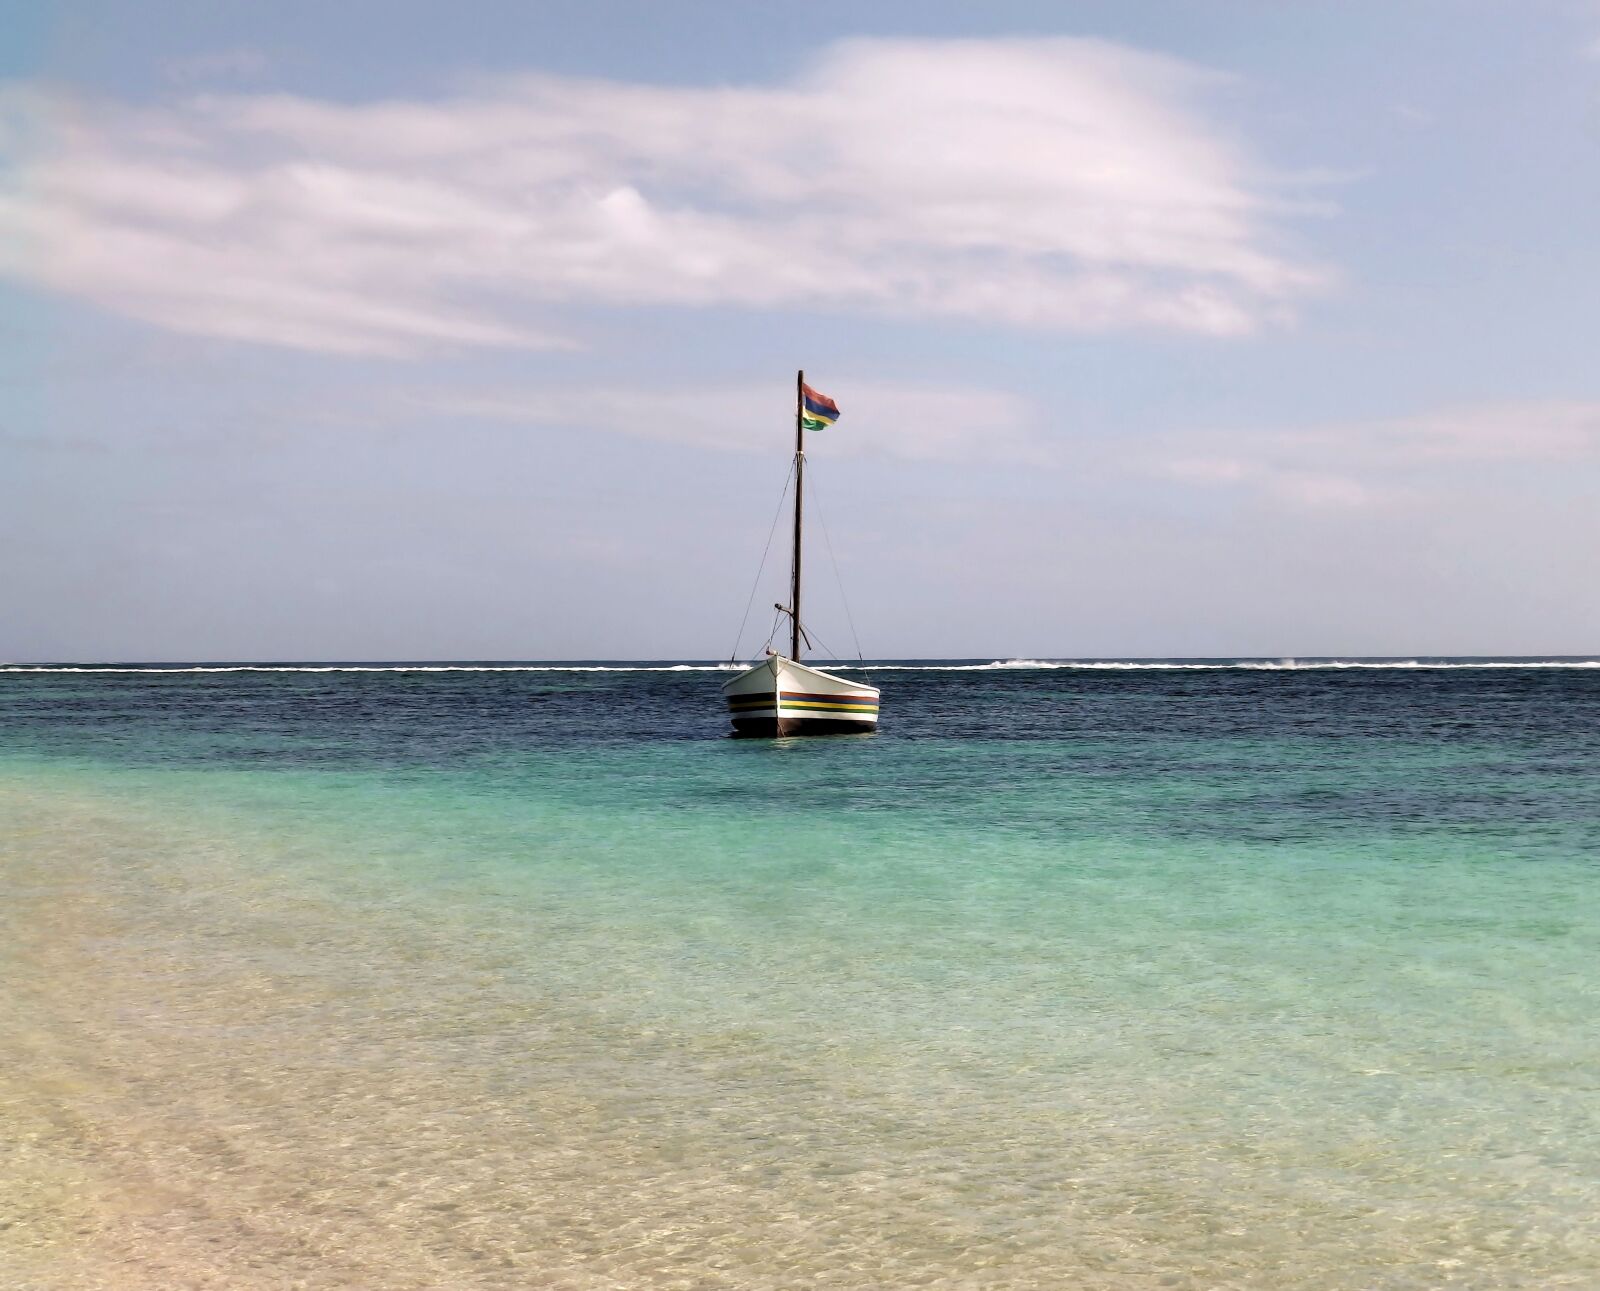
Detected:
left=5, top=773, right=1598, bottom=1290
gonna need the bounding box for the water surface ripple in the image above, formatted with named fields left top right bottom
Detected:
left=2, top=660, right=1598, bottom=1288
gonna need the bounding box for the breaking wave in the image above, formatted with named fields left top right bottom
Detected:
left=857, top=658, right=1600, bottom=672
left=0, top=663, right=749, bottom=674
left=3, top=659, right=1598, bottom=674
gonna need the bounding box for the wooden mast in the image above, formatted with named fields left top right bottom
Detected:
left=790, top=369, right=805, bottom=661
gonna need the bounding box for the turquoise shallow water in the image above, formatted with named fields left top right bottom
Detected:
left=2, top=660, right=1599, bottom=1288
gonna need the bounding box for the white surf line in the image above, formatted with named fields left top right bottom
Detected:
left=0, top=664, right=747, bottom=674
left=3, top=660, right=1597, bottom=674
left=855, top=660, right=1600, bottom=671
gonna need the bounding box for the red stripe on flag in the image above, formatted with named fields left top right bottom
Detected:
left=800, top=383, right=838, bottom=416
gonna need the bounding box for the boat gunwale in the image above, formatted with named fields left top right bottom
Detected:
left=720, top=654, right=879, bottom=698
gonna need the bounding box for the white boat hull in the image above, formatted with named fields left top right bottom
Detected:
left=721, top=655, right=880, bottom=736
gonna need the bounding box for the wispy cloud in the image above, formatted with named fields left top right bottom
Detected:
left=1142, top=401, right=1600, bottom=508
left=0, top=37, right=1326, bottom=356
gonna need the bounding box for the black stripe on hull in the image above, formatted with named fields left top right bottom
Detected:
left=730, top=715, right=878, bottom=738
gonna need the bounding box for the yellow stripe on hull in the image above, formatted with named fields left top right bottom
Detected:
left=780, top=701, right=878, bottom=713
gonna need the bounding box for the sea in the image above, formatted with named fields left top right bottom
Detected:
left=3, top=658, right=1598, bottom=1289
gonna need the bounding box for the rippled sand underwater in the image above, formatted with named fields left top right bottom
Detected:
left=3, top=663, right=1599, bottom=1288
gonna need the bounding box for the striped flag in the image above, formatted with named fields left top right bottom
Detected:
left=800, top=383, right=840, bottom=432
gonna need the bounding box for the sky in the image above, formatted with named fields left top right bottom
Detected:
left=3, top=0, right=1599, bottom=661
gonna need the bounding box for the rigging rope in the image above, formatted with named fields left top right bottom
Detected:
left=761, top=604, right=785, bottom=654
left=800, top=623, right=849, bottom=661
left=806, top=473, right=866, bottom=660
left=729, top=461, right=796, bottom=662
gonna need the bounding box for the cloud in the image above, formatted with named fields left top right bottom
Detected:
left=0, top=37, right=1326, bottom=356
left=414, top=380, right=1045, bottom=464
left=1142, top=401, right=1600, bottom=508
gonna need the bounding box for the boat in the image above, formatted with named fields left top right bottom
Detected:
left=721, top=372, right=882, bottom=736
